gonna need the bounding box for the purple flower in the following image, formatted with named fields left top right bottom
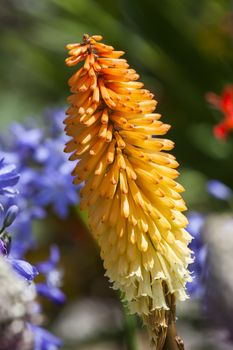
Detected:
left=36, top=245, right=65, bottom=304
left=0, top=114, right=69, bottom=348
left=34, top=162, right=78, bottom=219
left=36, top=283, right=66, bottom=305
left=2, top=168, right=46, bottom=258
left=6, top=203, right=45, bottom=259
left=0, top=204, right=19, bottom=232
left=8, top=258, right=38, bottom=281
left=0, top=151, right=19, bottom=167
left=45, top=108, right=66, bottom=137
left=37, top=245, right=60, bottom=273
left=10, top=122, right=43, bottom=158
left=33, top=124, right=78, bottom=219
left=0, top=205, right=38, bottom=282
left=9, top=211, right=37, bottom=259
left=187, top=212, right=205, bottom=240
left=2, top=205, right=19, bottom=228
left=0, top=159, right=20, bottom=197
left=0, top=238, right=7, bottom=255
left=207, top=180, right=232, bottom=200
left=0, top=109, right=79, bottom=222
left=29, top=325, right=62, bottom=350
left=0, top=205, right=19, bottom=256
left=34, top=134, right=67, bottom=168
left=187, top=212, right=207, bottom=298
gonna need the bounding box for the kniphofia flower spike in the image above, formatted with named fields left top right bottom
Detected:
left=64, top=34, right=192, bottom=347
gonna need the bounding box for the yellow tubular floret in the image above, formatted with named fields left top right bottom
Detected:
left=64, top=34, right=193, bottom=316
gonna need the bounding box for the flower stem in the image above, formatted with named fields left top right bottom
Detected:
left=122, top=304, right=139, bottom=350
left=145, top=292, right=185, bottom=350
left=162, top=318, right=185, bottom=350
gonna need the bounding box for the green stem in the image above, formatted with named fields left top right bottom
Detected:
left=122, top=304, right=139, bottom=350
left=162, top=320, right=185, bottom=350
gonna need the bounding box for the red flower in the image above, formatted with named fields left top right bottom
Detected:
left=206, top=85, right=233, bottom=140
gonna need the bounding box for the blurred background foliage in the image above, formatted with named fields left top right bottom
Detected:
left=1, top=0, right=233, bottom=211
left=1, top=1, right=233, bottom=348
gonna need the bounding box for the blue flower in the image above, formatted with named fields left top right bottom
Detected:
left=0, top=151, right=19, bottom=168
left=9, top=217, right=34, bottom=258
left=37, top=245, right=60, bottom=273
left=0, top=206, right=38, bottom=282
left=2, top=205, right=19, bottom=229
left=36, top=245, right=66, bottom=304
left=5, top=168, right=46, bottom=258
left=8, top=258, right=38, bottom=282
left=187, top=212, right=207, bottom=298
left=207, top=180, right=232, bottom=200
left=0, top=109, right=79, bottom=222
left=187, top=212, right=205, bottom=240
left=0, top=238, right=7, bottom=255
left=10, top=122, right=43, bottom=159
left=0, top=205, right=19, bottom=256
left=44, top=108, right=66, bottom=137
left=34, top=129, right=67, bottom=168
left=0, top=113, right=69, bottom=349
left=29, top=325, right=62, bottom=350
left=34, top=161, right=78, bottom=219
left=2, top=201, right=45, bottom=259
left=36, top=283, right=66, bottom=305
left=0, top=159, right=20, bottom=197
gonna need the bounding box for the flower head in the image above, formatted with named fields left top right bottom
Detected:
left=64, top=34, right=192, bottom=317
